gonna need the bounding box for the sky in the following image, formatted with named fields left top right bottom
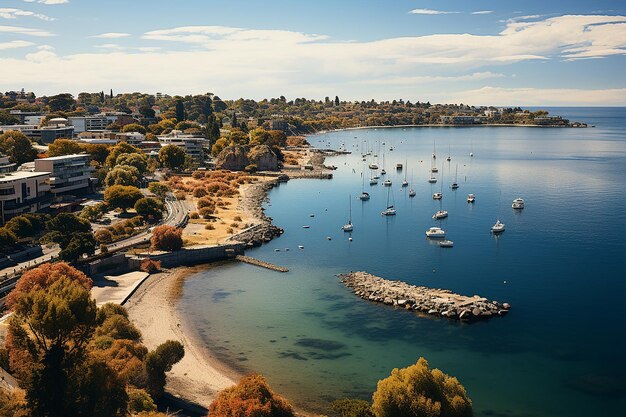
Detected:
left=1, top=0, right=626, bottom=106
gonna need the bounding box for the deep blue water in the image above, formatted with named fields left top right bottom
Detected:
left=180, top=108, right=626, bottom=417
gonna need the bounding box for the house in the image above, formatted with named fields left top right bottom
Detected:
left=158, top=132, right=209, bottom=164
left=34, top=154, right=94, bottom=196
left=0, top=170, right=52, bottom=224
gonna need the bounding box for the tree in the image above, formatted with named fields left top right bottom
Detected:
left=47, top=138, right=83, bottom=157
left=104, top=185, right=143, bottom=212
left=150, top=225, right=182, bottom=251
left=104, top=165, right=141, bottom=187
left=371, top=358, right=473, bottom=417
left=175, top=99, right=185, bottom=121
left=335, top=95, right=340, bottom=106
left=0, top=228, right=18, bottom=251
left=134, top=197, right=165, bottom=222
left=43, top=213, right=92, bottom=248
left=4, top=216, right=34, bottom=239
left=0, top=131, right=37, bottom=165
left=148, top=182, right=169, bottom=199
left=204, top=113, right=221, bottom=146
left=158, top=144, right=186, bottom=170
left=116, top=152, right=148, bottom=173
left=208, top=374, right=295, bottom=417
left=47, top=93, right=75, bottom=112
left=121, top=123, right=147, bottom=134
left=331, top=399, right=374, bottom=417
left=143, top=340, right=184, bottom=398
left=59, top=232, right=96, bottom=262
left=82, top=143, right=110, bottom=165
left=105, top=142, right=141, bottom=167
left=139, top=106, right=156, bottom=119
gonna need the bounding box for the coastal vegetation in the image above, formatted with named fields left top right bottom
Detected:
left=0, top=262, right=184, bottom=417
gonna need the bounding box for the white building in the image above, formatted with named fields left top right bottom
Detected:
left=0, top=124, right=75, bottom=144
left=34, top=154, right=94, bottom=196
left=0, top=155, right=16, bottom=174
left=68, top=116, right=109, bottom=133
left=158, top=132, right=209, bottom=163
left=0, top=170, right=52, bottom=223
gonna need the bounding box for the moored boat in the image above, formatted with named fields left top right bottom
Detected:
left=425, top=227, right=446, bottom=238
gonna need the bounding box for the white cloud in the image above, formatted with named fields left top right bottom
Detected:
left=22, top=0, right=68, bottom=5
left=0, top=40, right=35, bottom=50
left=409, top=9, right=458, bottom=15
left=0, top=25, right=54, bottom=36
left=447, top=86, right=626, bottom=106
left=93, top=43, right=125, bottom=50
left=472, top=11, right=493, bottom=15
left=91, top=32, right=130, bottom=39
left=0, top=8, right=54, bottom=21
left=1, top=15, right=625, bottom=103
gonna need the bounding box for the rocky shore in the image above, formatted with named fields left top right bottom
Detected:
left=339, top=271, right=510, bottom=322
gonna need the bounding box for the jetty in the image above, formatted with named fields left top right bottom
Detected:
left=235, top=255, right=289, bottom=272
left=339, top=271, right=510, bottom=322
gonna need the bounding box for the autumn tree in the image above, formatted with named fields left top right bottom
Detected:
left=115, top=152, right=148, bottom=173
left=105, top=142, right=142, bottom=167
left=148, top=182, right=169, bottom=199
left=371, top=358, right=473, bottom=417
left=82, top=143, right=110, bottom=165
left=150, top=225, right=183, bottom=251
left=121, top=123, right=147, bottom=134
left=0, top=131, right=37, bottom=165
left=134, top=197, right=165, bottom=222
left=208, top=374, right=295, bottom=417
left=47, top=138, right=83, bottom=157
left=158, top=144, right=186, bottom=170
left=104, top=185, right=143, bottom=212
left=331, top=399, right=374, bottom=417
left=0, top=228, right=18, bottom=251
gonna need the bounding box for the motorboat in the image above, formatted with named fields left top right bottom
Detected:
left=302, top=225, right=310, bottom=229
left=439, top=240, right=454, bottom=248
left=383, top=179, right=392, bottom=186
left=342, top=222, right=353, bottom=232
left=433, top=192, right=442, bottom=200
left=369, top=163, right=378, bottom=169
left=428, top=175, right=437, bottom=183
left=359, top=192, right=370, bottom=201
left=432, top=210, right=448, bottom=219
left=470, top=152, right=474, bottom=157
left=467, top=194, right=475, bottom=203
left=512, top=198, right=525, bottom=209
left=381, top=169, right=386, bottom=175
left=425, top=227, right=446, bottom=238
left=408, top=188, right=416, bottom=197
left=370, top=177, right=378, bottom=185
left=396, top=163, right=403, bottom=170
left=402, top=180, right=408, bottom=187
left=431, top=166, right=439, bottom=173
left=491, top=220, right=505, bottom=233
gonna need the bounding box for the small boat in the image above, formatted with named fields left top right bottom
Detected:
left=439, top=240, right=454, bottom=248
left=446, top=144, right=451, bottom=162
left=432, top=210, right=448, bottom=219
left=470, top=152, right=474, bottom=157
left=408, top=188, right=416, bottom=197
left=369, top=163, right=379, bottom=169
left=381, top=169, right=386, bottom=175
left=512, top=198, right=525, bottom=209
left=491, top=220, right=505, bottom=233
left=382, top=187, right=396, bottom=216
left=428, top=175, right=437, bottom=183
left=451, top=164, right=459, bottom=189
left=309, top=214, right=315, bottom=217
left=425, top=227, right=446, bottom=238
left=298, top=245, right=304, bottom=249
left=396, top=163, right=403, bottom=170
left=342, top=196, right=353, bottom=232
left=302, top=225, right=310, bottom=229
left=432, top=192, right=442, bottom=200
left=383, top=179, right=392, bottom=186
left=467, top=194, right=475, bottom=203
left=370, top=177, right=378, bottom=185
left=360, top=191, right=370, bottom=201
left=431, top=166, right=438, bottom=173
left=401, top=159, right=408, bottom=187
left=327, top=236, right=332, bottom=240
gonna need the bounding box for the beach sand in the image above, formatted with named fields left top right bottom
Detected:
left=125, top=266, right=237, bottom=409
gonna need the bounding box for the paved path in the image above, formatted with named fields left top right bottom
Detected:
left=91, top=271, right=150, bottom=306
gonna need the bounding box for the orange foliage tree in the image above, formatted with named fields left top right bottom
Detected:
left=150, top=225, right=183, bottom=251
left=208, top=374, right=295, bottom=417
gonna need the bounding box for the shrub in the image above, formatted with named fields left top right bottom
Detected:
left=126, top=387, right=157, bottom=414
left=192, top=187, right=207, bottom=198
left=208, top=374, right=295, bottom=417
left=331, top=399, right=374, bottom=417
left=189, top=212, right=200, bottom=219
left=150, top=226, right=183, bottom=251
left=174, top=191, right=186, bottom=200
left=140, top=259, right=162, bottom=274
left=371, top=357, right=472, bottom=417
left=95, top=229, right=114, bottom=244
left=226, top=227, right=233, bottom=234
left=204, top=224, right=215, bottom=230
left=233, top=215, right=242, bottom=222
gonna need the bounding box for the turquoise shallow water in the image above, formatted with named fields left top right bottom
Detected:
left=180, top=108, right=626, bottom=417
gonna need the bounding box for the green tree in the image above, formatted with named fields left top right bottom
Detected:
left=175, top=99, right=185, bottom=121
left=158, top=144, right=186, bottom=170
left=0, top=228, right=17, bottom=251
left=4, top=216, right=34, bottom=239
left=134, top=197, right=165, bottom=222
left=371, top=358, right=472, bottom=417
left=204, top=113, right=221, bottom=146
left=331, top=399, right=374, bottom=417
left=43, top=213, right=92, bottom=248
left=148, top=182, right=169, bottom=199
left=105, top=142, right=141, bottom=167
left=47, top=93, right=76, bottom=112
left=0, top=131, right=37, bottom=165
left=82, top=143, right=110, bottom=165
left=115, top=152, right=148, bottom=173
left=104, top=185, right=143, bottom=212
left=104, top=165, right=141, bottom=187
left=47, top=138, right=83, bottom=157
left=121, top=123, right=147, bottom=134
left=143, top=340, right=184, bottom=398
left=59, top=232, right=96, bottom=262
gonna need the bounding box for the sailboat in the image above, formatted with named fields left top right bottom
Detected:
left=451, top=164, right=459, bottom=189
left=401, top=159, right=408, bottom=187
left=381, top=153, right=387, bottom=175
left=342, top=196, right=354, bottom=231
left=408, top=170, right=416, bottom=197
left=428, top=165, right=437, bottom=183
left=446, top=144, right=451, bottom=162
left=381, top=187, right=396, bottom=216
left=491, top=191, right=505, bottom=233
left=432, top=139, right=437, bottom=160
left=360, top=172, right=370, bottom=200
left=432, top=163, right=444, bottom=201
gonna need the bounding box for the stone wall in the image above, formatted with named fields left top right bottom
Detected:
left=128, top=243, right=245, bottom=269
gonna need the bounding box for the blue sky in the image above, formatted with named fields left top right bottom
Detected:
left=1, top=0, right=626, bottom=105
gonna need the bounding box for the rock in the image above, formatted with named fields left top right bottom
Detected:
left=472, top=307, right=481, bottom=316
left=248, top=144, right=279, bottom=171
left=215, top=145, right=249, bottom=171
left=503, top=303, right=511, bottom=309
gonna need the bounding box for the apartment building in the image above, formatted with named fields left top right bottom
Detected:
left=158, top=132, right=209, bottom=163
left=68, top=115, right=109, bottom=133
left=34, top=154, right=94, bottom=196
left=0, top=170, right=52, bottom=223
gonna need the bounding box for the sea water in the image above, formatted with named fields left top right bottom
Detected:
left=180, top=108, right=626, bottom=417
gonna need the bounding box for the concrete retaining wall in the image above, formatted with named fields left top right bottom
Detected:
left=128, top=243, right=245, bottom=269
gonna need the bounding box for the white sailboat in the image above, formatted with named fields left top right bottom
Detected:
left=360, top=172, right=370, bottom=200
left=401, top=159, right=408, bottom=187
left=381, top=152, right=386, bottom=175
left=342, top=196, right=353, bottom=231
left=433, top=163, right=444, bottom=201
left=381, top=187, right=396, bottom=216
left=408, top=170, right=416, bottom=197
left=491, top=191, right=505, bottom=233
left=446, top=144, right=451, bottom=162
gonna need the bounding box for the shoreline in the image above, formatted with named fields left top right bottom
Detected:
left=313, top=122, right=585, bottom=134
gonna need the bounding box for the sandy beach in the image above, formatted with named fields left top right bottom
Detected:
left=124, top=266, right=238, bottom=409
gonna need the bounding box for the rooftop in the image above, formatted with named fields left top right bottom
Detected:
left=37, top=153, right=90, bottom=161
left=0, top=170, right=50, bottom=182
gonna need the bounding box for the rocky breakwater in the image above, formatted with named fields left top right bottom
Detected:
left=339, top=271, right=510, bottom=322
